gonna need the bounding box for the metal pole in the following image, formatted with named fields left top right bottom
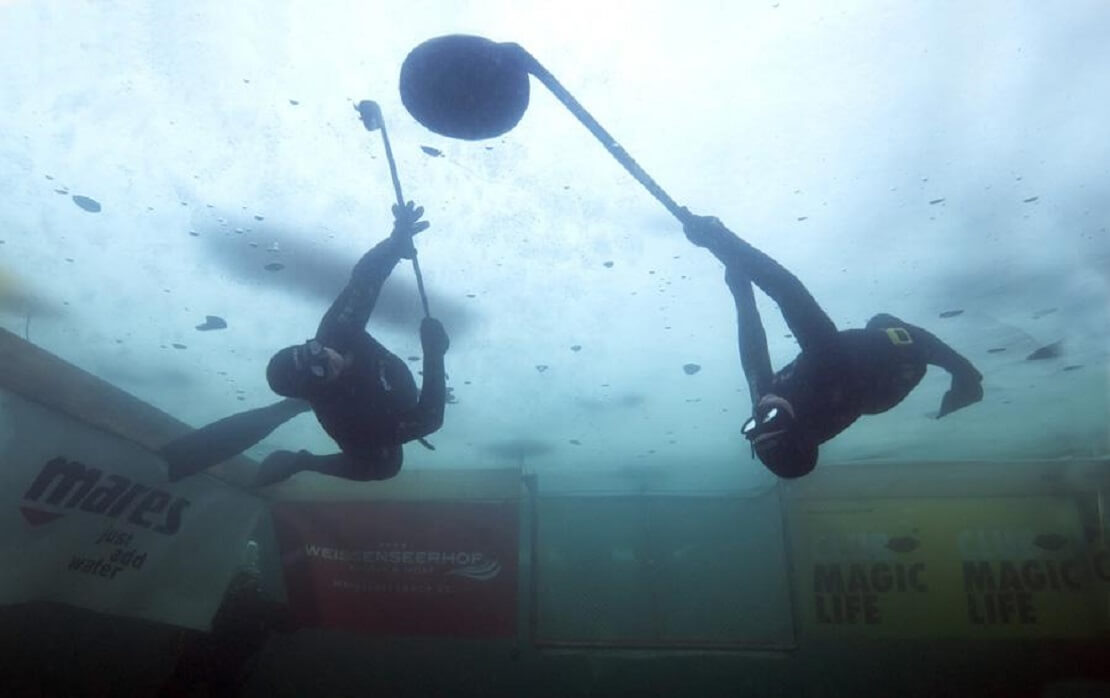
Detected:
left=512, top=45, right=691, bottom=225
left=362, top=101, right=432, bottom=318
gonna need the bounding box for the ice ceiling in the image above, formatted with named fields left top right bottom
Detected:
left=1, top=1, right=1107, bottom=493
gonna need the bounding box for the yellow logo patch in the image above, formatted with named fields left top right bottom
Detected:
left=885, top=327, right=913, bottom=345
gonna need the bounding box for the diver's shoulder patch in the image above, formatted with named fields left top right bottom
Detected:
left=885, top=327, right=913, bottom=345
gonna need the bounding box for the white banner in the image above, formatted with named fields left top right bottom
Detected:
left=0, top=389, right=264, bottom=630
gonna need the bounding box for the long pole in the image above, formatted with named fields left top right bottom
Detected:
left=358, top=101, right=432, bottom=318
left=510, top=45, right=691, bottom=226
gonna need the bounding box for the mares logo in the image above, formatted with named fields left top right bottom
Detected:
left=20, top=457, right=190, bottom=535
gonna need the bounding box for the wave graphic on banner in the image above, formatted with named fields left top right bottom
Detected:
left=447, top=559, right=502, bottom=581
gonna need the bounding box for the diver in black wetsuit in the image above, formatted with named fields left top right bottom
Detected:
left=158, top=551, right=296, bottom=698
left=681, top=211, right=983, bottom=479
left=160, top=201, right=449, bottom=486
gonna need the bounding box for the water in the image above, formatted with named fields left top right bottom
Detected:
left=0, top=1, right=1108, bottom=696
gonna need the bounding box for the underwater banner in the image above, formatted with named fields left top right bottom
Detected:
left=790, top=496, right=1107, bottom=638
left=272, top=499, right=519, bottom=636
left=0, top=389, right=265, bottom=631
left=533, top=491, right=795, bottom=648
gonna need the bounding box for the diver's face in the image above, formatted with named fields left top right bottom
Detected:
left=321, top=347, right=346, bottom=382
left=301, top=340, right=347, bottom=384
left=741, top=394, right=795, bottom=442
left=742, top=394, right=816, bottom=478
left=750, top=423, right=795, bottom=471
left=752, top=430, right=792, bottom=464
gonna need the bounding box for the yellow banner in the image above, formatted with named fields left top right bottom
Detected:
left=791, top=497, right=1106, bottom=638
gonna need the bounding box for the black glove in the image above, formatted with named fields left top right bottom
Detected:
left=937, top=379, right=983, bottom=418
left=391, top=201, right=430, bottom=259
left=679, top=207, right=729, bottom=248
left=420, top=317, right=450, bottom=356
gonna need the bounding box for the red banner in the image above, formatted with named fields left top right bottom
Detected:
left=272, top=500, right=518, bottom=637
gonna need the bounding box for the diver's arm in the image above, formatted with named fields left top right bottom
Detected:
left=394, top=318, right=449, bottom=442
left=315, top=203, right=429, bottom=351
left=255, top=448, right=402, bottom=485
left=901, top=321, right=984, bottom=417
left=725, top=266, right=774, bottom=408
left=314, top=236, right=404, bottom=351
left=683, top=211, right=839, bottom=351
left=394, top=355, right=446, bottom=442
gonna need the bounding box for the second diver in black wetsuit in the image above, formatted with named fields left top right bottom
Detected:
left=159, top=201, right=449, bottom=486
left=158, top=543, right=297, bottom=698
left=681, top=211, right=983, bottom=479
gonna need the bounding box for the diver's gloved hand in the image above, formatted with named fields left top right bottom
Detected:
left=679, top=207, right=729, bottom=248
left=420, top=317, right=450, bottom=356
left=391, top=200, right=430, bottom=259
left=937, top=378, right=983, bottom=418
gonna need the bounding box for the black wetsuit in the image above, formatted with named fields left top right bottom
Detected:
left=160, top=236, right=445, bottom=484
left=158, top=570, right=296, bottom=698
left=703, top=223, right=982, bottom=447
left=294, top=236, right=446, bottom=481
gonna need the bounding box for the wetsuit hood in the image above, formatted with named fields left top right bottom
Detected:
left=755, top=434, right=818, bottom=479
left=267, top=341, right=330, bottom=398
left=744, top=395, right=818, bottom=478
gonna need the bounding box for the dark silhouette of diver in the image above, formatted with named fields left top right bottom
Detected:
left=159, top=201, right=450, bottom=486
left=158, top=546, right=296, bottom=697
left=681, top=210, right=983, bottom=478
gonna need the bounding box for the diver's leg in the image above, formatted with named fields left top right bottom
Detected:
left=725, top=266, right=774, bottom=408
left=254, top=446, right=403, bottom=487
left=689, top=217, right=839, bottom=350
left=304, top=447, right=404, bottom=482
left=160, top=399, right=311, bottom=482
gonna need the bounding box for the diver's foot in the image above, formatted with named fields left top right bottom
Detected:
left=254, top=450, right=303, bottom=487
left=162, top=450, right=205, bottom=483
